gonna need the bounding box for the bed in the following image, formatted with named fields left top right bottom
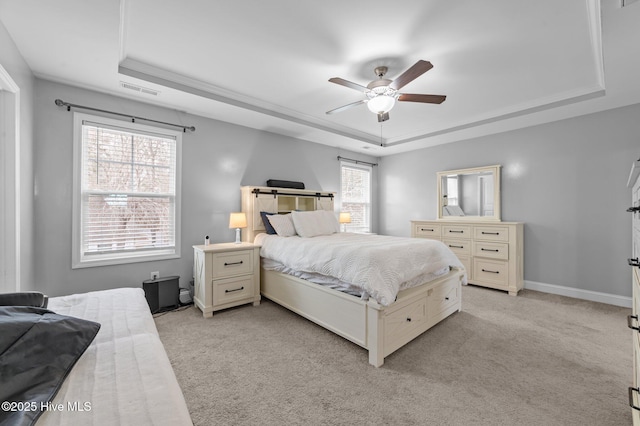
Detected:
left=251, top=207, right=466, bottom=367
left=0, top=287, right=192, bottom=426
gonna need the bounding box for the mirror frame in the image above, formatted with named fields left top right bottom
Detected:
left=436, top=165, right=501, bottom=222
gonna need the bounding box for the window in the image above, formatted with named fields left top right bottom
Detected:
left=340, top=161, right=372, bottom=233
left=72, top=113, right=181, bottom=268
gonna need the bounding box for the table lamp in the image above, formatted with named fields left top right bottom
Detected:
left=339, top=212, right=351, bottom=232
left=229, top=212, right=247, bottom=244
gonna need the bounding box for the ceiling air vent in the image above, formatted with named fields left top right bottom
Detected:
left=120, top=81, right=159, bottom=96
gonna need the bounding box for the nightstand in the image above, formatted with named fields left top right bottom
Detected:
left=192, top=242, right=261, bottom=318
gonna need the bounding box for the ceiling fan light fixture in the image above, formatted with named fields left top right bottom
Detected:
left=367, top=94, right=396, bottom=113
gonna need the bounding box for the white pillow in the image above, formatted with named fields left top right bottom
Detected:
left=291, top=210, right=339, bottom=238
left=266, top=213, right=297, bottom=237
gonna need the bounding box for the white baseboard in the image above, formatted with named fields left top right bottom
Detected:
left=524, top=280, right=632, bottom=308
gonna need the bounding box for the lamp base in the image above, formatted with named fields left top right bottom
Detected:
left=234, top=228, right=241, bottom=244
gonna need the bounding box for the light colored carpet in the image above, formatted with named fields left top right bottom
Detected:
left=154, top=285, right=632, bottom=426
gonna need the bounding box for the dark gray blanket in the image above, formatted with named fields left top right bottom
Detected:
left=0, top=306, right=100, bottom=426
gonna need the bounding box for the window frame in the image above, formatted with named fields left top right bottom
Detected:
left=339, top=160, right=372, bottom=234
left=71, top=112, right=182, bottom=269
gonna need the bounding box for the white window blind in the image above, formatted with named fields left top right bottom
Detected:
left=72, top=113, right=181, bottom=268
left=340, top=162, right=372, bottom=233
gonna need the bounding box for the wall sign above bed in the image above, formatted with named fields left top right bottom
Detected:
left=437, top=165, right=501, bottom=221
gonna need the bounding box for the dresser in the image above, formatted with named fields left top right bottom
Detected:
left=412, top=220, right=524, bottom=295
left=627, top=159, right=640, bottom=423
left=192, top=242, right=261, bottom=318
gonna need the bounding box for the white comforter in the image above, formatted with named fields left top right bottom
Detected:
left=255, top=232, right=465, bottom=306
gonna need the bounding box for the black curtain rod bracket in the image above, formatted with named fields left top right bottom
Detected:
left=54, top=99, right=195, bottom=132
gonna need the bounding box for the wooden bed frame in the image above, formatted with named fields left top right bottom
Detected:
left=241, top=185, right=464, bottom=367
left=261, top=266, right=464, bottom=367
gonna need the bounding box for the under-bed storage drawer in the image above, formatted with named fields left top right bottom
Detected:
left=427, top=278, right=460, bottom=320
left=383, top=297, right=428, bottom=355
left=211, top=250, right=254, bottom=279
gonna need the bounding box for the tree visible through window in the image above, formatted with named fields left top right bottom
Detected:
left=72, top=113, right=181, bottom=268
left=340, top=162, right=372, bottom=233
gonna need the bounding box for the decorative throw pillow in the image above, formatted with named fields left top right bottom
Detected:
left=291, top=210, right=339, bottom=238
left=267, top=213, right=297, bottom=237
left=260, top=211, right=277, bottom=234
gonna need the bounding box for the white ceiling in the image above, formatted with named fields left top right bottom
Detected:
left=1, top=0, right=639, bottom=156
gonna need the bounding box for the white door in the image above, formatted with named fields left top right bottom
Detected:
left=0, top=65, right=20, bottom=293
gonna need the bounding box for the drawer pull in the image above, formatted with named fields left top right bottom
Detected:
left=481, top=269, right=499, bottom=274
left=445, top=297, right=450, bottom=301
left=628, top=315, right=640, bottom=331
left=224, top=260, right=244, bottom=266
left=449, top=245, right=464, bottom=249
left=225, top=286, right=245, bottom=293
left=481, top=248, right=499, bottom=252
left=629, top=387, right=640, bottom=411
left=406, top=317, right=412, bottom=322
left=627, top=206, right=640, bottom=213
left=421, top=228, right=434, bottom=232
left=629, top=258, right=640, bottom=267
left=449, top=230, right=464, bottom=233
left=481, top=231, right=500, bottom=235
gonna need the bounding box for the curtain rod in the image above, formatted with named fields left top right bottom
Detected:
left=54, top=99, right=195, bottom=132
left=337, top=156, right=378, bottom=166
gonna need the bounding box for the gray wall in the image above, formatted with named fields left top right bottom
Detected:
left=34, top=79, right=378, bottom=297
left=0, top=20, right=36, bottom=292
left=379, top=103, right=640, bottom=298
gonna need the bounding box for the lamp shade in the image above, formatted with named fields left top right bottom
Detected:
left=229, top=212, right=247, bottom=229
left=339, top=212, right=352, bottom=224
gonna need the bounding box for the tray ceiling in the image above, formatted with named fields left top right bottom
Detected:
left=1, top=0, right=639, bottom=155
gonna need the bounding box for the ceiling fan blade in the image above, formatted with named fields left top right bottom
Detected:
left=328, top=77, right=369, bottom=93
left=389, top=60, right=434, bottom=91
left=377, top=112, right=389, bottom=122
left=326, top=100, right=367, bottom=115
left=398, top=93, right=446, bottom=104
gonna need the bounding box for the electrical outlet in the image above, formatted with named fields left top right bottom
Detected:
left=151, top=271, right=159, bottom=280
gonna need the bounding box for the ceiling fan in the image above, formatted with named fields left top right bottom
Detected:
left=326, top=60, right=446, bottom=123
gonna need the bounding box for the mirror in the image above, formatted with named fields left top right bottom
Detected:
left=437, top=165, right=501, bottom=221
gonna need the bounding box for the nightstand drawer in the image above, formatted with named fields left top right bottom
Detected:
left=213, top=276, right=255, bottom=305
left=473, top=241, right=509, bottom=260
left=211, top=250, right=254, bottom=279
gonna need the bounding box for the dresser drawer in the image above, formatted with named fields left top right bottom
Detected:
left=213, top=275, right=255, bottom=305
left=211, top=250, right=254, bottom=279
left=474, top=226, right=509, bottom=242
left=473, top=258, right=509, bottom=287
left=413, top=223, right=441, bottom=239
left=442, top=238, right=471, bottom=255
left=473, top=241, right=509, bottom=260
left=442, top=225, right=471, bottom=239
